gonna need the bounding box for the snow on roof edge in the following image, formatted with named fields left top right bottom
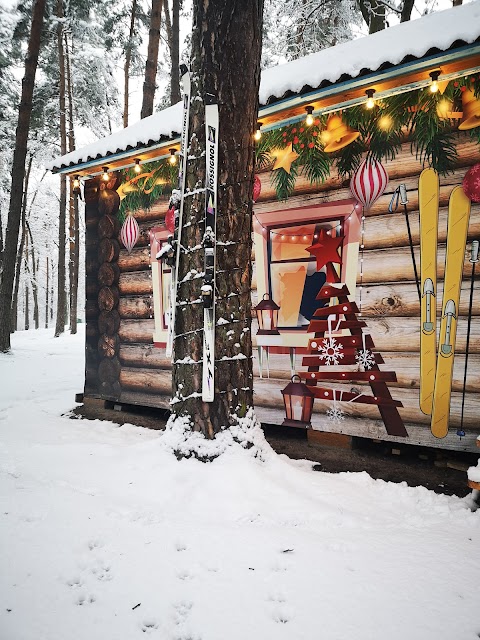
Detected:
left=47, top=2, right=480, bottom=173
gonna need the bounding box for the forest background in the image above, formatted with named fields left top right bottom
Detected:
left=0, top=0, right=467, bottom=347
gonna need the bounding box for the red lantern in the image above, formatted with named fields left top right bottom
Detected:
left=281, top=375, right=314, bottom=428
left=462, top=163, right=480, bottom=203
left=253, top=175, right=261, bottom=202
left=165, top=205, right=175, bottom=233
left=350, top=158, right=389, bottom=209
left=255, top=293, right=280, bottom=335
left=120, top=213, right=139, bottom=254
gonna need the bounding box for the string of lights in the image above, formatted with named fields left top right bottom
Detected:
left=252, top=206, right=358, bottom=240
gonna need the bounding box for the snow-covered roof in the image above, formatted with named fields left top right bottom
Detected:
left=259, top=1, right=480, bottom=104
left=47, top=2, right=480, bottom=173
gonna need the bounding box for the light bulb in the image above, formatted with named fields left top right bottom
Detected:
left=365, top=89, right=376, bottom=110
left=73, top=175, right=80, bottom=189
left=169, top=148, right=177, bottom=165
left=134, top=159, right=141, bottom=173
left=305, top=106, right=314, bottom=126
left=102, top=167, right=109, bottom=181
left=254, top=121, right=263, bottom=141
left=429, top=70, right=441, bottom=93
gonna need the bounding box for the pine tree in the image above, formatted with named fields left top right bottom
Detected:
left=171, top=0, right=263, bottom=438
left=0, top=0, right=47, bottom=352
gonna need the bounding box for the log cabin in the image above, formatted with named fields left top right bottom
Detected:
left=48, top=3, right=480, bottom=452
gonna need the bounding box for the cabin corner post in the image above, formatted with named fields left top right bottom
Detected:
left=96, top=178, right=122, bottom=399
left=84, top=177, right=101, bottom=396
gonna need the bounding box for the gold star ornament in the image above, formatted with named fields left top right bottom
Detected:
left=271, top=145, right=299, bottom=174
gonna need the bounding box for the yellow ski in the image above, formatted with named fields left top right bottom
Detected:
left=430, top=187, right=471, bottom=438
left=419, top=168, right=439, bottom=415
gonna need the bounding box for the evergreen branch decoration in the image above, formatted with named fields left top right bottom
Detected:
left=118, top=159, right=177, bottom=221
left=270, top=164, right=298, bottom=201
left=256, top=77, right=480, bottom=201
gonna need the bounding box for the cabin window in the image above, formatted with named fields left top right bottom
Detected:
left=268, top=219, right=343, bottom=328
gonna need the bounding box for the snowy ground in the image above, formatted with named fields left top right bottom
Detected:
left=1, top=328, right=479, bottom=640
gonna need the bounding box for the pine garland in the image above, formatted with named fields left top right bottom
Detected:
left=118, top=159, right=178, bottom=221
left=259, top=77, right=480, bottom=200
left=114, top=78, right=480, bottom=208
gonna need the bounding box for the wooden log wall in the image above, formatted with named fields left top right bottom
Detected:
left=82, top=134, right=480, bottom=450
left=84, top=178, right=101, bottom=395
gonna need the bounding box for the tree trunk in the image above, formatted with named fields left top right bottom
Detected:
left=54, top=0, right=67, bottom=337
left=26, top=221, right=39, bottom=329
left=170, top=0, right=181, bottom=104
left=123, top=0, right=138, bottom=128
left=357, top=0, right=387, bottom=33
left=65, top=33, right=79, bottom=334
left=0, top=0, right=46, bottom=352
left=172, top=0, right=263, bottom=436
left=163, top=0, right=173, bottom=53
left=11, top=155, right=32, bottom=332
left=45, top=255, right=49, bottom=328
left=0, top=209, right=3, bottom=277
left=25, top=284, right=29, bottom=330
left=400, top=0, right=415, bottom=22
left=141, top=0, right=162, bottom=118
left=453, top=0, right=463, bottom=6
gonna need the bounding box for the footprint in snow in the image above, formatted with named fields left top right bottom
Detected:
left=267, top=591, right=286, bottom=604
left=87, top=539, right=104, bottom=551
left=76, top=593, right=96, bottom=606
left=91, top=564, right=112, bottom=582
left=177, top=570, right=193, bottom=581
left=141, top=619, right=159, bottom=633
left=272, top=607, right=293, bottom=624
left=66, top=576, right=83, bottom=589
left=175, top=542, right=187, bottom=552
left=172, top=600, right=193, bottom=625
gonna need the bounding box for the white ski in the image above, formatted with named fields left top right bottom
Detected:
left=166, top=64, right=191, bottom=358
left=201, top=97, right=219, bottom=402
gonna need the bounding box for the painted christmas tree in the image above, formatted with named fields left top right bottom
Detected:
left=301, top=230, right=408, bottom=437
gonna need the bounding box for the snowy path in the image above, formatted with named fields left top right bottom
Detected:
left=0, top=328, right=479, bottom=640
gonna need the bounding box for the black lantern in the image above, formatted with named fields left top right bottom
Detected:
left=255, top=293, right=280, bottom=335
left=281, top=375, right=314, bottom=428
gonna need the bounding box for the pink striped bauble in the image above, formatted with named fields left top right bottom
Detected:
left=350, top=158, right=389, bottom=210
left=120, top=213, right=140, bottom=254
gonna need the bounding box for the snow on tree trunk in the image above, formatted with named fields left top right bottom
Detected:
left=171, top=0, right=263, bottom=438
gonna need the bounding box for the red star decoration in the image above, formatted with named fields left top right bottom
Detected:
left=306, top=230, right=344, bottom=282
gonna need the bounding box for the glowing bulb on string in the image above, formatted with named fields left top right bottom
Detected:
left=102, top=167, right=109, bottom=182
left=305, top=106, right=314, bottom=126
left=134, top=159, right=141, bottom=173
left=429, top=70, right=441, bottom=93
left=365, top=89, right=376, bottom=110
left=169, top=148, right=177, bottom=165
left=254, top=122, right=263, bottom=141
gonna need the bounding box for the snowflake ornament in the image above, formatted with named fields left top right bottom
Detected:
left=316, top=337, right=344, bottom=366
left=355, top=348, right=375, bottom=370
left=326, top=406, right=345, bottom=423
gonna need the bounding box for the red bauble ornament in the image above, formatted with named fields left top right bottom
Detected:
left=462, top=163, right=480, bottom=203
left=120, top=213, right=139, bottom=254
left=253, top=175, right=261, bottom=202
left=350, top=158, right=389, bottom=210
left=165, top=205, right=175, bottom=233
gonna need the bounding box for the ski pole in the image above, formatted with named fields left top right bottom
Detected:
left=389, top=185, right=421, bottom=299
left=459, top=239, right=479, bottom=437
